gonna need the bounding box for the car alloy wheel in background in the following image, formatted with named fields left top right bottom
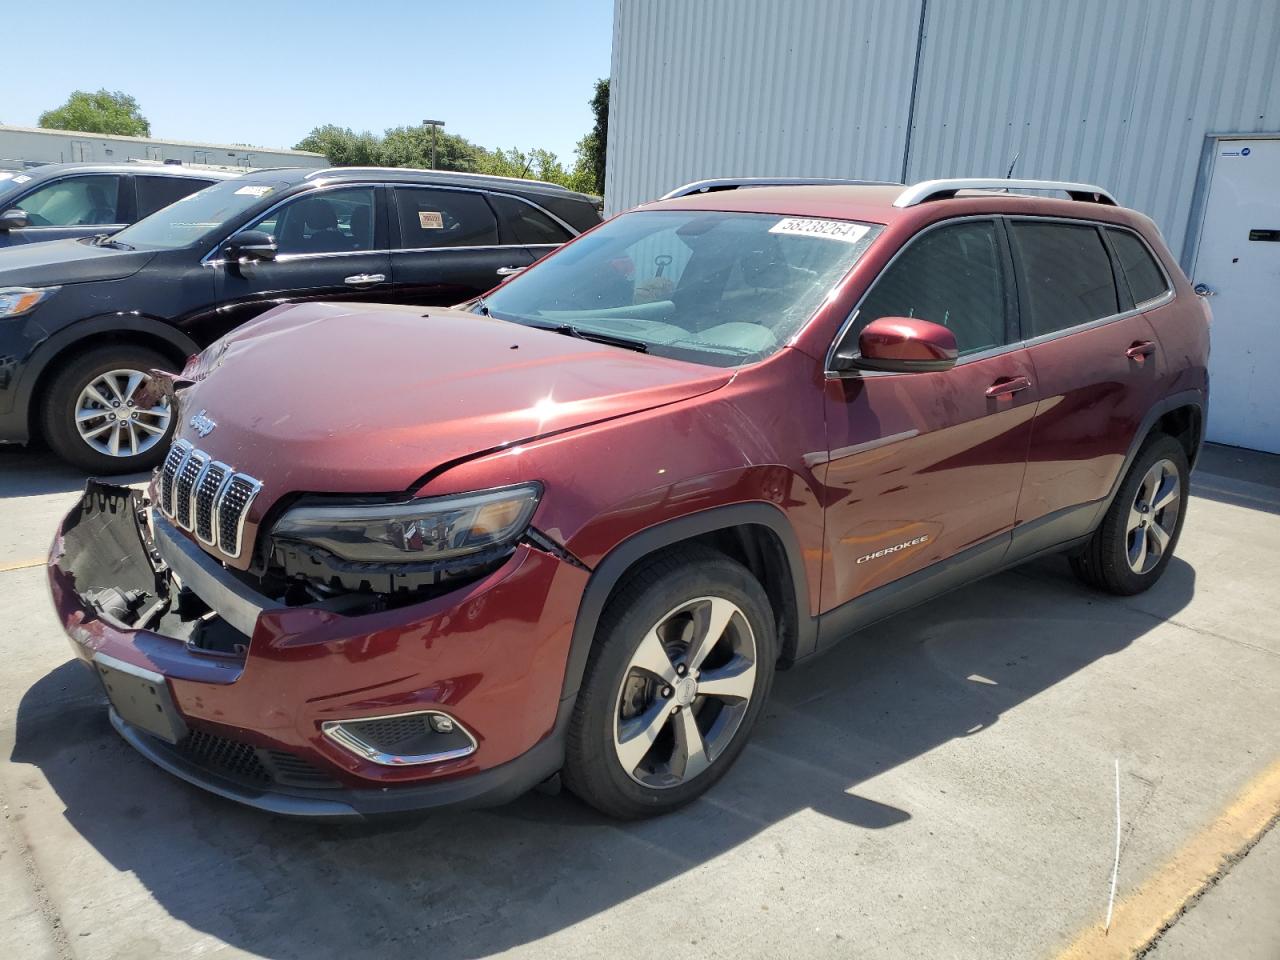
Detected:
left=73, top=368, right=172, bottom=460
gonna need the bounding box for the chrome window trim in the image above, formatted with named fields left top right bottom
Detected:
left=824, top=213, right=1176, bottom=379
left=200, top=182, right=380, bottom=266
left=9, top=171, right=127, bottom=227
left=389, top=182, right=579, bottom=243
left=202, top=183, right=577, bottom=266
left=321, top=711, right=478, bottom=766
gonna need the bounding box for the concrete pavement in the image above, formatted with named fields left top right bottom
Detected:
left=1, top=443, right=1277, bottom=959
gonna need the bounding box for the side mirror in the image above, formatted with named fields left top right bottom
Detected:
left=223, top=230, right=278, bottom=262
left=0, top=208, right=29, bottom=231
left=832, top=316, right=958, bottom=374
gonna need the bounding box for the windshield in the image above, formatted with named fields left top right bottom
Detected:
left=0, top=170, right=32, bottom=206
left=110, top=179, right=288, bottom=250
left=482, top=209, right=881, bottom=366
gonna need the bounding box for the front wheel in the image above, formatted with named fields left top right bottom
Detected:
left=41, top=345, right=177, bottom=474
left=564, top=547, right=777, bottom=819
left=1070, top=433, right=1189, bottom=595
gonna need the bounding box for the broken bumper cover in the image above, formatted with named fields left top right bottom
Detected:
left=48, top=481, right=589, bottom=819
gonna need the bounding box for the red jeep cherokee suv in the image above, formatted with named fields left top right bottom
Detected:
left=48, top=178, right=1209, bottom=820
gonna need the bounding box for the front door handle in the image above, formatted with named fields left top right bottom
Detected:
left=344, top=273, right=386, bottom=287
left=1126, top=340, right=1157, bottom=361
left=985, top=375, right=1031, bottom=399
left=496, top=266, right=526, bottom=277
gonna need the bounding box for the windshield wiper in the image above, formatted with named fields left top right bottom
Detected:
left=529, top=321, right=649, bottom=353
left=94, top=235, right=134, bottom=250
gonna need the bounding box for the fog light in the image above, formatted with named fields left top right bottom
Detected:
left=322, top=710, right=476, bottom=766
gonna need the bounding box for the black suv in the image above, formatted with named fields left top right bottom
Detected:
left=0, top=163, right=236, bottom=248
left=0, top=166, right=601, bottom=472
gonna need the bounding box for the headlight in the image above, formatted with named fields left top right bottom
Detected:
left=0, top=286, right=58, bottom=318
left=272, top=484, right=542, bottom=564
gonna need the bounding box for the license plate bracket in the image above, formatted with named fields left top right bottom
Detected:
left=94, top=653, right=188, bottom=744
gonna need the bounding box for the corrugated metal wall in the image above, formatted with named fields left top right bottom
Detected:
left=608, top=0, right=1280, bottom=257
left=906, top=0, right=1280, bottom=256
left=605, top=0, right=924, bottom=213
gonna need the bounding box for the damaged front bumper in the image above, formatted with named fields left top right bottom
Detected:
left=48, top=481, right=590, bottom=819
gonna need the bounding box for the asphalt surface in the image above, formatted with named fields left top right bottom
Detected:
left=1, top=443, right=1277, bottom=960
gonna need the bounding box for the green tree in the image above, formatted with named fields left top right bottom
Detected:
left=581, top=78, right=609, bottom=194
left=379, top=125, right=480, bottom=171
left=38, top=89, right=150, bottom=137
left=294, top=125, right=382, bottom=166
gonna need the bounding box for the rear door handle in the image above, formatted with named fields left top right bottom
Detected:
left=985, top=375, right=1031, bottom=399
left=496, top=266, right=526, bottom=277
left=1126, top=340, right=1157, bottom=361
left=344, top=273, right=385, bottom=287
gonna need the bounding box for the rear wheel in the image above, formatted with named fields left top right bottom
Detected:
left=1070, top=434, right=1189, bottom=595
left=564, top=547, right=776, bottom=819
left=41, top=345, right=177, bottom=474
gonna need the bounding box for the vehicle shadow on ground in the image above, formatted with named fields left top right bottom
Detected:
left=11, top=555, right=1195, bottom=960
left=0, top=446, right=148, bottom=497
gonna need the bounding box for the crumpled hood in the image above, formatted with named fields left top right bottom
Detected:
left=174, top=301, right=732, bottom=501
left=0, top=238, right=155, bottom=287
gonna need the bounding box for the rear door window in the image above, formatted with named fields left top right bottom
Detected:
left=1107, top=228, right=1170, bottom=306
left=393, top=188, right=498, bottom=249
left=488, top=194, right=573, bottom=245
left=136, top=176, right=214, bottom=218
left=854, top=219, right=1012, bottom=355
left=15, top=174, right=123, bottom=226
left=1009, top=221, right=1120, bottom=337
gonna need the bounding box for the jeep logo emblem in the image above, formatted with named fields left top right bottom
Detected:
left=189, top=409, right=217, bottom=437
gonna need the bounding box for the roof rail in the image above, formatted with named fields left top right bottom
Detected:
left=302, top=166, right=569, bottom=190
left=893, top=178, right=1117, bottom=208
left=661, top=177, right=900, bottom=200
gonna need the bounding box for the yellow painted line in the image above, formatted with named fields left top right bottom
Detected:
left=0, top=558, right=44, bottom=573
left=1057, top=758, right=1280, bottom=959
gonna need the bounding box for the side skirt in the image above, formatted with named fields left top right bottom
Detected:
left=811, top=500, right=1099, bottom=654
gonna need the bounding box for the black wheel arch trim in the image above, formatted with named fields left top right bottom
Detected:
left=7, top=313, right=199, bottom=442
left=556, top=502, right=816, bottom=709
left=1095, top=389, right=1204, bottom=525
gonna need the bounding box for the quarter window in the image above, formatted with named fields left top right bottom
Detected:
left=1107, top=228, right=1169, bottom=305
left=136, top=176, right=214, bottom=218
left=488, top=194, right=572, bottom=245
left=394, top=188, right=498, bottom=248
left=1010, top=222, right=1119, bottom=337
left=248, top=187, right=376, bottom=255
left=854, top=220, right=1010, bottom=356
left=15, top=175, right=122, bottom=226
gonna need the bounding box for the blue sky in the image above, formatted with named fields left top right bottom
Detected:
left=2, top=0, right=613, bottom=161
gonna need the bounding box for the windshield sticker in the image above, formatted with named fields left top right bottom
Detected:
left=418, top=210, right=444, bottom=229
left=13, top=174, right=31, bottom=184
left=769, top=217, right=869, bottom=244
left=234, top=185, right=274, bottom=197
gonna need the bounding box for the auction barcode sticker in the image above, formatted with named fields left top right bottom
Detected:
left=769, top=217, right=869, bottom=244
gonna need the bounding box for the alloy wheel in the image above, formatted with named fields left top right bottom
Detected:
left=1126, top=457, right=1181, bottom=574
left=613, top=595, right=758, bottom=789
left=74, top=368, right=172, bottom=459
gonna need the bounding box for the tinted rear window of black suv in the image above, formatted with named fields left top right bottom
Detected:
left=1010, top=222, right=1119, bottom=337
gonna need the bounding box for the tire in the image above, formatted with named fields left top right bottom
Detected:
left=564, top=546, right=777, bottom=819
left=41, top=344, right=178, bottom=474
left=1070, top=433, right=1189, bottom=596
